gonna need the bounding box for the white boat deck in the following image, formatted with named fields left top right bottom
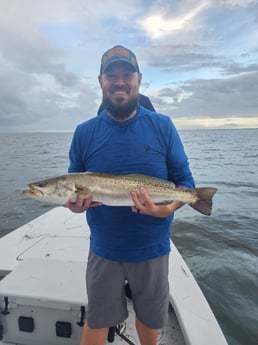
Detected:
left=0, top=207, right=228, bottom=345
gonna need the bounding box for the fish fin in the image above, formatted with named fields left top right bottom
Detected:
left=189, top=187, right=217, bottom=216
left=75, top=186, right=91, bottom=199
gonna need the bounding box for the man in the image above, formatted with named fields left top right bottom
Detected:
left=65, top=45, right=195, bottom=345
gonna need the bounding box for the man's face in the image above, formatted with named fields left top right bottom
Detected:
left=98, top=61, right=142, bottom=120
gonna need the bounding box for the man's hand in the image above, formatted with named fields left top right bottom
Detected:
left=64, top=195, right=102, bottom=213
left=130, top=187, right=185, bottom=218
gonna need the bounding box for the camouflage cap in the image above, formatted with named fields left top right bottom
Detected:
left=100, top=45, right=139, bottom=74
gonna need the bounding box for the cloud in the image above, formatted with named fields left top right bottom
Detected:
left=0, top=0, right=150, bottom=132
left=139, top=1, right=209, bottom=39
left=152, top=71, right=258, bottom=120
left=223, top=63, right=258, bottom=75
left=0, top=0, right=257, bottom=131
left=0, top=1, right=103, bottom=131
left=219, top=0, right=257, bottom=6
left=139, top=44, right=228, bottom=72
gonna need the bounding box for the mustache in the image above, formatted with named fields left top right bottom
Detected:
left=110, top=86, right=130, bottom=92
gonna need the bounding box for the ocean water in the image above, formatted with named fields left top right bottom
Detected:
left=0, top=129, right=257, bottom=345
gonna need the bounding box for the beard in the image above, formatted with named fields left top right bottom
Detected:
left=103, top=95, right=139, bottom=121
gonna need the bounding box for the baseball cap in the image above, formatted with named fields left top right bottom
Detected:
left=100, top=45, right=140, bottom=74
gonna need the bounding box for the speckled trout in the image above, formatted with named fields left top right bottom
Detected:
left=23, top=172, right=217, bottom=216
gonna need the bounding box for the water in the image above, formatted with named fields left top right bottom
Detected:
left=0, top=129, right=257, bottom=345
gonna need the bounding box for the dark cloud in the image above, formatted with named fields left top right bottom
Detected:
left=0, top=18, right=99, bottom=132
left=0, top=24, right=80, bottom=87
left=140, top=44, right=226, bottom=72
left=154, top=72, right=258, bottom=118
left=222, top=62, right=258, bottom=75
left=0, top=57, right=99, bottom=131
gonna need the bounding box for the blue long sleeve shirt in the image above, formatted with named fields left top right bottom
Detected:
left=69, top=106, right=194, bottom=262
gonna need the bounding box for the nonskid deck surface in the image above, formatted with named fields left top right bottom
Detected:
left=106, top=302, right=186, bottom=345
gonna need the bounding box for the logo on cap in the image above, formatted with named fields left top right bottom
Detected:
left=100, top=45, right=139, bottom=74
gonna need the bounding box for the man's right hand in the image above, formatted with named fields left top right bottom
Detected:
left=64, top=195, right=102, bottom=213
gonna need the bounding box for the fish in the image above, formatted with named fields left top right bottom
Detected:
left=22, top=172, right=217, bottom=216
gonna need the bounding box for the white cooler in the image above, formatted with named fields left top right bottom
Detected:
left=0, top=258, right=87, bottom=345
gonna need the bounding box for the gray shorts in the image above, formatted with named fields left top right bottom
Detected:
left=86, top=251, right=169, bottom=329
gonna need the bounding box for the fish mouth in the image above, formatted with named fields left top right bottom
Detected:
left=22, top=185, right=43, bottom=197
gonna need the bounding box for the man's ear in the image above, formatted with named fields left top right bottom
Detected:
left=138, top=73, right=142, bottom=86
left=98, top=75, right=103, bottom=88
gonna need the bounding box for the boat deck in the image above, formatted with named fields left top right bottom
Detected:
left=0, top=207, right=228, bottom=345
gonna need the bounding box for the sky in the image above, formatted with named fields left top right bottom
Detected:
left=1, top=0, right=258, bottom=132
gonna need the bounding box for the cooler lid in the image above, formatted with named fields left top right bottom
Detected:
left=0, top=258, right=87, bottom=310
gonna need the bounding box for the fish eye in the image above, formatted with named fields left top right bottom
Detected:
left=37, top=182, right=47, bottom=188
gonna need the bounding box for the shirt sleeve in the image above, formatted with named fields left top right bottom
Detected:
left=166, top=120, right=195, bottom=189
left=68, top=125, right=85, bottom=173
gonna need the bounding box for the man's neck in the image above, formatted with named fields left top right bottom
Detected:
left=108, top=108, right=137, bottom=123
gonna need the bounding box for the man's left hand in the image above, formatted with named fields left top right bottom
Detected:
left=130, top=187, right=185, bottom=218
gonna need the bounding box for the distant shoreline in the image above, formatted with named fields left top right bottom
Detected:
left=0, top=127, right=258, bottom=135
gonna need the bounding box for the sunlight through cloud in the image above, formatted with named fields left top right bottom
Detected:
left=139, top=2, right=208, bottom=39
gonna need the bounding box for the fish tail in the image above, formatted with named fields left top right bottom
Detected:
left=189, top=187, right=217, bottom=216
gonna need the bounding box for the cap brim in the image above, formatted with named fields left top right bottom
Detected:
left=101, top=58, right=138, bottom=74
